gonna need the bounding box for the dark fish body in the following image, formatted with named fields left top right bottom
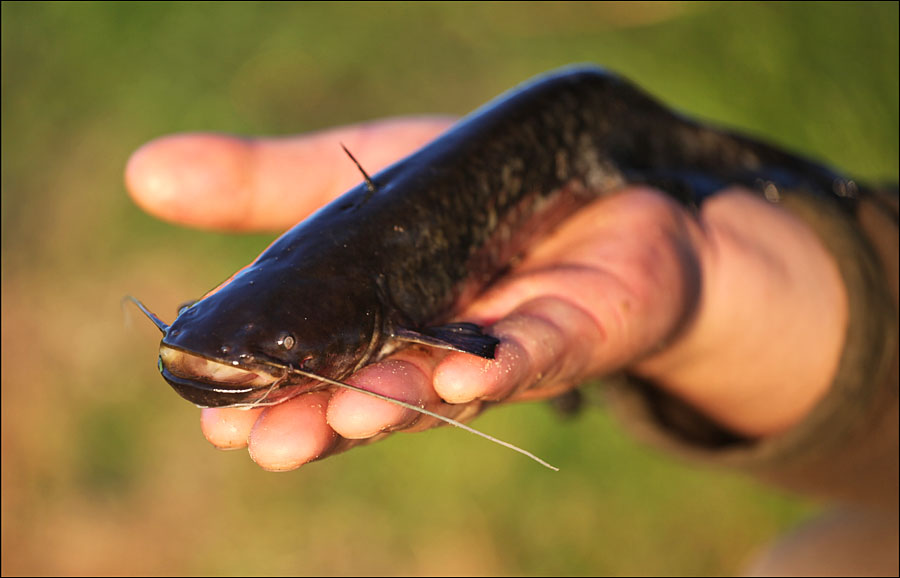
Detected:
left=153, top=66, right=862, bottom=408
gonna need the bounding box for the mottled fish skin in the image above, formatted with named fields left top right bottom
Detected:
left=157, top=65, right=864, bottom=407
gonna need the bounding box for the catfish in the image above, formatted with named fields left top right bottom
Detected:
left=130, top=66, right=865, bottom=469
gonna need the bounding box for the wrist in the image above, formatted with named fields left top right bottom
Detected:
left=633, top=190, right=848, bottom=438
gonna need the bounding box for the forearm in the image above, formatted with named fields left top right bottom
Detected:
left=611, top=187, right=899, bottom=508
left=632, top=190, right=849, bottom=438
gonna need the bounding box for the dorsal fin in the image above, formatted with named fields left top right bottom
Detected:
left=340, top=143, right=377, bottom=195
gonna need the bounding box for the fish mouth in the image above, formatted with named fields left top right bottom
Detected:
left=158, top=344, right=307, bottom=408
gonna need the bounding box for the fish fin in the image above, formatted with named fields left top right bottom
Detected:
left=340, top=143, right=377, bottom=196
left=394, top=322, right=499, bottom=359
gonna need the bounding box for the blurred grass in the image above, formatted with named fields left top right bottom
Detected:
left=1, top=1, right=897, bottom=575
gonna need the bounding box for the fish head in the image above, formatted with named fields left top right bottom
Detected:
left=155, top=266, right=382, bottom=408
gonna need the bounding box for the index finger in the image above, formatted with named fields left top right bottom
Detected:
left=125, top=117, right=455, bottom=232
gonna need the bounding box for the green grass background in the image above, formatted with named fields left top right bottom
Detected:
left=2, top=2, right=897, bottom=575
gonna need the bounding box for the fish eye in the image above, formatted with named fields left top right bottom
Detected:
left=278, top=333, right=295, bottom=350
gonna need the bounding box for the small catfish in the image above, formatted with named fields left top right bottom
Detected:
left=130, top=66, right=866, bottom=470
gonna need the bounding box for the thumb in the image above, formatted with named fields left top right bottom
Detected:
left=125, top=117, right=454, bottom=232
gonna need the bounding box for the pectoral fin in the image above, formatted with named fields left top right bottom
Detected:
left=394, top=322, right=500, bottom=359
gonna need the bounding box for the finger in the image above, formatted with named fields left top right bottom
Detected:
left=125, top=117, right=455, bottom=232
left=326, top=347, right=488, bottom=436
left=435, top=190, right=701, bottom=403
left=244, top=350, right=480, bottom=469
left=247, top=391, right=338, bottom=471
left=200, top=406, right=264, bottom=449
left=434, top=296, right=603, bottom=404
left=326, top=357, right=439, bottom=439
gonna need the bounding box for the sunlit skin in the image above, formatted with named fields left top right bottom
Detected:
left=126, top=118, right=848, bottom=472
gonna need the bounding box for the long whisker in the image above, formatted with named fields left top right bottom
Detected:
left=282, top=364, right=559, bottom=471
left=123, top=295, right=170, bottom=334
left=243, top=372, right=290, bottom=409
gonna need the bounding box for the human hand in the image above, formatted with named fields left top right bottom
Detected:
left=126, top=118, right=848, bottom=471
